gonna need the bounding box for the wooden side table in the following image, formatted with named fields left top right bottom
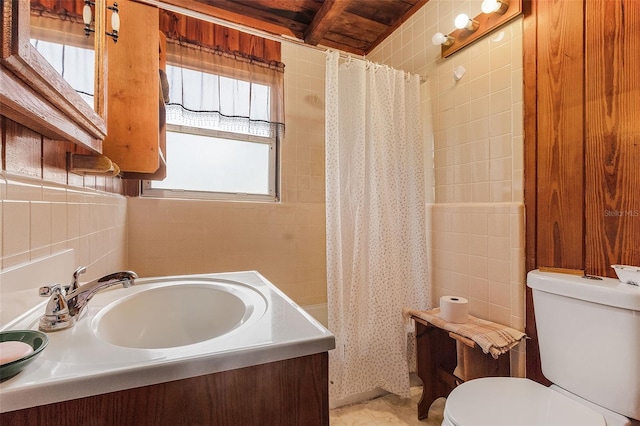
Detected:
left=413, top=316, right=510, bottom=421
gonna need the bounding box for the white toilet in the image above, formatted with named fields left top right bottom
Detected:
left=442, top=269, right=640, bottom=426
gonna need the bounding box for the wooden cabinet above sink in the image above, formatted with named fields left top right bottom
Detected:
left=103, top=0, right=165, bottom=176
left=1, top=0, right=106, bottom=153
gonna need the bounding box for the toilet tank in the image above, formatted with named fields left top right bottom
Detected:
left=527, top=270, right=640, bottom=421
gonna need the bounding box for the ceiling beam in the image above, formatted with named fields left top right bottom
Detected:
left=304, top=0, right=350, bottom=46
left=144, top=0, right=302, bottom=39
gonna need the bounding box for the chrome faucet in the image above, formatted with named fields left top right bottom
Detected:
left=38, top=267, right=138, bottom=332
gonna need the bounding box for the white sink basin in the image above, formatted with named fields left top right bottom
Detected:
left=0, top=271, right=335, bottom=414
left=92, top=281, right=266, bottom=349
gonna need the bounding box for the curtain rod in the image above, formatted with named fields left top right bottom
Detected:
left=325, top=50, right=428, bottom=84
left=134, top=0, right=427, bottom=84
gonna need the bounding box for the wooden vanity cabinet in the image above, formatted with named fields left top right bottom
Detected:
left=103, top=0, right=164, bottom=175
left=0, top=353, right=330, bottom=426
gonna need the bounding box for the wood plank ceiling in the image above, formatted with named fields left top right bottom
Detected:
left=158, top=0, right=429, bottom=55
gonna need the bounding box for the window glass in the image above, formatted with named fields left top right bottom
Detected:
left=152, top=130, right=273, bottom=196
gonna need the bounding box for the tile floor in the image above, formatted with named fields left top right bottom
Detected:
left=330, top=387, right=445, bottom=425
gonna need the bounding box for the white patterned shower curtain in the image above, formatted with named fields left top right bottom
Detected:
left=325, top=50, right=431, bottom=400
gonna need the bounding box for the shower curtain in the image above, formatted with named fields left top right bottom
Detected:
left=325, top=50, right=430, bottom=400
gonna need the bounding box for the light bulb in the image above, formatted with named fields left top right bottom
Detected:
left=481, top=0, right=499, bottom=13
left=481, top=0, right=509, bottom=14
left=454, top=14, right=469, bottom=29
left=454, top=13, right=479, bottom=31
left=431, top=32, right=454, bottom=47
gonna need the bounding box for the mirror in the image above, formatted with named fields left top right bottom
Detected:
left=0, top=0, right=106, bottom=152
left=30, top=3, right=96, bottom=112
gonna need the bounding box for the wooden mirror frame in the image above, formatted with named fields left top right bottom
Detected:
left=440, top=0, right=522, bottom=58
left=0, top=0, right=106, bottom=152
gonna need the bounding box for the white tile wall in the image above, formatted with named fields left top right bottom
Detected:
left=369, top=0, right=524, bottom=205
left=0, top=174, right=127, bottom=281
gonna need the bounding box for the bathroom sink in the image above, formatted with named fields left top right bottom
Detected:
left=92, top=281, right=266, bottom=349
left=0, top=271, right=335, bottom=414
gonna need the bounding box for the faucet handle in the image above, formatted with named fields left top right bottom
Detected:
left=38, top=284, right=73, bottom=332
left=39, top=284, right=64, bottom=297
left=70, top=266, right=87, bottom=291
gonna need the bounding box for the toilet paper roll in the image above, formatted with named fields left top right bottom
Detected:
left=440, top=296, right=469, bottom=323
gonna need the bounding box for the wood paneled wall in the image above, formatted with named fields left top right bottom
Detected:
left=30, top=0, right=83, bottom=18
left=524, top=0, right=640, bottom=383
left=159, top=9, right=282, bottom=64
left=1, top=117, right=123, bottom=193
left=534, top=0, right=585, bottom=271
left=584, top=0, right=640, bottom=276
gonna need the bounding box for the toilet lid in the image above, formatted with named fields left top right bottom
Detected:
left=444, top=377, right=606, bottom=426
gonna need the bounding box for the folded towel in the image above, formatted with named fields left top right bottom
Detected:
left=402, top=307, right=527, bottom=359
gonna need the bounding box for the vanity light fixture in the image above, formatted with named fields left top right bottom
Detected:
left=83, top=0, right=120, bottom=43
left=481, top=0, right=510, bottom=14
left=435, top=0, right=522, bottom=58
left=454, top=13, right=479, bottom=32
left=431, top=32, right=455, bottom=47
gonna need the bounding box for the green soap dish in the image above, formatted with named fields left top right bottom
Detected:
left=0, top=330, right=49, bottom=382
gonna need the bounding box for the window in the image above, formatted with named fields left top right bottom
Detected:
left=141, top=39, right=284, bottom=202
left=143, top=125, right=276, bottom=200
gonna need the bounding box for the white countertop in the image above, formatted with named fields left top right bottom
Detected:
left=0, top=271, right=335, bottom=413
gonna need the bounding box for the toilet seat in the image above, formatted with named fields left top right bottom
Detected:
left=443, top=377, right=606, bottom=426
